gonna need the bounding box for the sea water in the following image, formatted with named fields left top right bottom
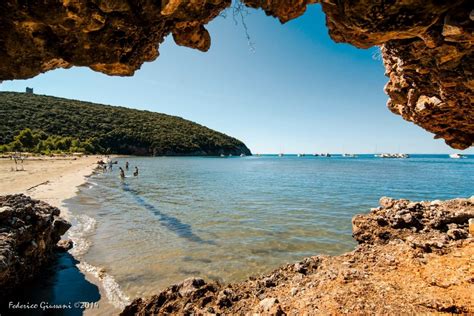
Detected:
left=65, top=155, right=473, bottom=306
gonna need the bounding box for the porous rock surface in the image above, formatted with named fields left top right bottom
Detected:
left=0, top=1, right=472, bottom=149
left=121, top=197, right=474, bottom=315
left=0, top=194, right=71, bottom=290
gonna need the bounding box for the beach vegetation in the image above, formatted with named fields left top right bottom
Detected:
left=0, top=128, right=100, bottom=154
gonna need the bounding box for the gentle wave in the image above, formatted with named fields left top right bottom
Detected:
left=87, top=181, right=99, bottom=189
left=68, top=214, right=96, bottom=257
left=78, top=261, right=131, bottom=309
left=67, top=213, right=130, bottom=309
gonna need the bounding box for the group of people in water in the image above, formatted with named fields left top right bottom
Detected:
left=119, top=161, right=138, bottom=179
left=99, top=158, right=138, bottom=179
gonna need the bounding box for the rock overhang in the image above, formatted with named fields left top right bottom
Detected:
left=0, top=0, right=472, bottom=148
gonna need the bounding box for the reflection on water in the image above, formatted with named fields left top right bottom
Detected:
left=66, top=155, right=473, bottom=299
left=121, top=182, right=214, bottom=244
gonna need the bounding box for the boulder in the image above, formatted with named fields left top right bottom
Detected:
left=0, top=194, right=72, bottom=291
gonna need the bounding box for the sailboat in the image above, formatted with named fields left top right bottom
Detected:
left=278, top=145, right=284, bottom=157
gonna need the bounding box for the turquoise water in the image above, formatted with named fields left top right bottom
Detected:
left=66, top=155, right=473, bottom=303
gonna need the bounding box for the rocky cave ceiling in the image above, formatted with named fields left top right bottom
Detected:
left=0, top=0, right=472, bottom=149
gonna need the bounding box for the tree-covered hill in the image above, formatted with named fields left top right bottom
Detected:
left=0, top=92, right=251, bottom=156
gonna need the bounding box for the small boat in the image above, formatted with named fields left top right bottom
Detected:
left=313, top=153, right=319, bottom=157
left=278, top=153, right=284, bottom=157
left=321, top=153, right=331, bottom=157
left=395, top=153, right=409, bottom=158
left=220, top=154, right=225, bottom=158
left=376, top=153, right=409, bottom=158
left=342, top=153, right=356, bottom=158
left=240, top=153, right=246, bottom=157
left=449, top=153, right=466, bottom=159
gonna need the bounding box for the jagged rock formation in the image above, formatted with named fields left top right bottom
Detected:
left=247, top=1, right=474, bottom=149
left=0, top=1, right=472, bottom=148
left=121, top=197, right=474, bottom=315
left=0, top=0, right=230, bottom=79
left=0, top=194, right=71, bottom=290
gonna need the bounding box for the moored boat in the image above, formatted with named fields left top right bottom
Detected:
left=449, top=153, right=466, bottom=159
left=376, top=153, right=409, bottom=158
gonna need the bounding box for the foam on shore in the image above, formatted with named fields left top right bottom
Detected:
left=78, top=261, right=131, bottom=310
left=68, top=214, right=97, bottom=257
left=48, top=158, right=131, bottom=311
left=67, top=196, right=131, bottom=310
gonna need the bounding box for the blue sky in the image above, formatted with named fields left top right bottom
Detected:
left=1, top=4, right=470, bottom=154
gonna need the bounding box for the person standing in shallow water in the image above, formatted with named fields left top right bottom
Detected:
left=119, top=167, right=125, bottom=179
left=133, top=166, right=139, bottom=177
left=125, top=161, right=129, bottom=170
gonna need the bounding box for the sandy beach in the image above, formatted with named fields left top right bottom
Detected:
left=0, top=156, right=100, bottom=209
left=0, top=155, right=122, bottom=314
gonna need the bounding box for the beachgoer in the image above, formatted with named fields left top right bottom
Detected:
left=133, top=166, right=139, bottom=177
left=119, top=167, right=125, bottom=179
left=125, top=161, right=129, bottom=170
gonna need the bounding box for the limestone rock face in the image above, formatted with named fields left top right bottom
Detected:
left=249, top=0, right=473, bottom=149
left=0, top=194, right=71, bottom=290
left=243, top=0, right=318, bottom=23
left=352, top=197, right=474, bottom=248
left=0, top=0, right=230, bottom=79
left=0, top=0, right=472, bottom=148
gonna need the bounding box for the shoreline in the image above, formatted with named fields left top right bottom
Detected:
left=1, top=156, right=473, bottom=314
left=0, top=155, right=123, bottom=314
left=0, top=155, right=100, bottom=209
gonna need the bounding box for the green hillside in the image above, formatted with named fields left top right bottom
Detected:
left=0, top=92, right=251, bottom=156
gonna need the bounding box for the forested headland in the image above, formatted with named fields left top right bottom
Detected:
left=0, top=92, right=251, bottom=156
